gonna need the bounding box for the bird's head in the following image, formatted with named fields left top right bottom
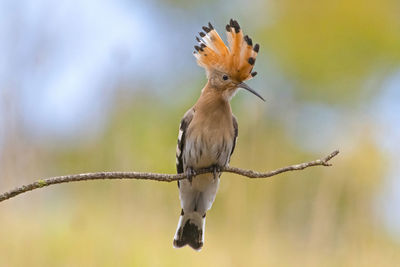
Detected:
left=193, top=19, right=264, bottom=101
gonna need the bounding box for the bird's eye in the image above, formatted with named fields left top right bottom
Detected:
left=222, top=75, right=228, bottom=81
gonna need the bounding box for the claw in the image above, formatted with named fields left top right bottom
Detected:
left=212, top=165, right=221, bottom=180
left=186, top=167, right=196, bottom=184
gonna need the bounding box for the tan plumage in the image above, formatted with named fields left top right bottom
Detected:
left=191, top=86, right=235, bottom=152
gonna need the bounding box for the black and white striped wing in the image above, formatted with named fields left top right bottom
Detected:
left=230, top=115, right=239, bottom=159
left=176, top=108, right=195, bottom=176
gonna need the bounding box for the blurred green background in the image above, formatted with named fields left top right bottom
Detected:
left=1, top=0, right=400, bottom=266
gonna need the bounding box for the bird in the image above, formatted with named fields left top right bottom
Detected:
left=173, top=19, right=264, bottom=251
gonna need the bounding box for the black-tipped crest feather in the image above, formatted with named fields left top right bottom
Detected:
left=244, top=35, right=253, bottom=46
left=248, top=57, right=255, bottom=65
left=193, top=20, right=260, bottom=82
left=233, top=20, right=240, bottom=33
left=253, top=44, right=260, bottom=53
left=202, top=26, right=211, bottom=33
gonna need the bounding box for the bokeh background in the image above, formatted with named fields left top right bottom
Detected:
left=1, top=0, right=400, bottom=266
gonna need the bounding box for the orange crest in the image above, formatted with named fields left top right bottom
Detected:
left=193, top=19, right=259, bottom=82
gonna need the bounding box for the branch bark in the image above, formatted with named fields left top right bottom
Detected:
left=0, top=150, right=339, bottom=203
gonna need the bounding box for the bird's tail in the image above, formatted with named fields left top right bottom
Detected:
left=173, top=210, right=205, bottom=251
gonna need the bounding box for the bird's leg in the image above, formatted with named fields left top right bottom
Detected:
left=186, top=167, right=196, bottom=184
left=212, top=164, right=221, bottom=180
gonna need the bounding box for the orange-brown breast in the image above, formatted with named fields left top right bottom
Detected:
left=183, top=87, right=235, bottom=172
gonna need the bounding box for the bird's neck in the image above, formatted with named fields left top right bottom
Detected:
left=195, top=82, right=232, bottom=118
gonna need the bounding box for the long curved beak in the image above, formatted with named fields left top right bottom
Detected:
left=238, top=82, right=265, bottom=101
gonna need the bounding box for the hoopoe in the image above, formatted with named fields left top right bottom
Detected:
left=173, top=19, right=264, bottom=250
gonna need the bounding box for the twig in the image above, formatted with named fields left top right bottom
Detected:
left=0, top=150, right=339, bottom=203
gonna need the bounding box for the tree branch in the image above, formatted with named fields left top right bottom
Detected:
left=0, top=150, right=339, bottom=203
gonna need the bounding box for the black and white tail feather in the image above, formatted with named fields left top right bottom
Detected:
left=173, top=209, right=205, bottom=250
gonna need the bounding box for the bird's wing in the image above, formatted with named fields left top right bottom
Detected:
left=176, top=108, right=195, bottom=174
left=230, top=115, right=239, bottom=158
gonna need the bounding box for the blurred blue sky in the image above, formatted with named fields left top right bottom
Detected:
left=0, top=0, right=399, bottom=236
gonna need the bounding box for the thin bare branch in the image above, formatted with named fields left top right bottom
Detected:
left=0, top=150, right=339, bottom=203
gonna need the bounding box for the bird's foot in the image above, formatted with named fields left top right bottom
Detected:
left=212, top=165, right=221, bottom=180
left=186, top=167, right=196, bottom=184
